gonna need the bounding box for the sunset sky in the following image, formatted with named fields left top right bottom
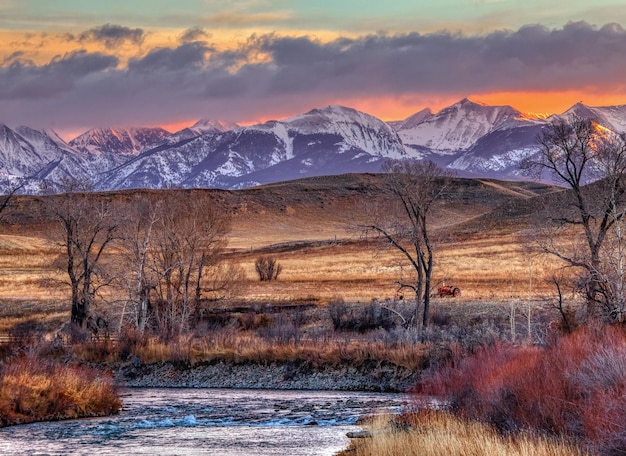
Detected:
left=3, top=0, right=626, bottom=138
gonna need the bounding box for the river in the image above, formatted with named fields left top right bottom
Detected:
left=0, top=388, right=413, bottom=455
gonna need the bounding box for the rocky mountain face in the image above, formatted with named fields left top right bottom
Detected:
left=69, top=127, right=171, bottom=156
left=2, top=99, right=626, bottom=193
left=98, top=105, right=408, bottom=190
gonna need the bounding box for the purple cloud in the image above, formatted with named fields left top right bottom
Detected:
left=2, top=21, right=626, bottom=130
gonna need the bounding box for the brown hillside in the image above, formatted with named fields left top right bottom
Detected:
left=0, top=174, right=560, bottom=328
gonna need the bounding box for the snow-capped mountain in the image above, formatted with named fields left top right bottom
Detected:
left=393, top=98, right=535, bottom=155
left=70, top=127, right=171, bottom=155
left=170, top=119, right=240, bottom=142
left=99, top=105, right=408, bottom=190
left=4, top=98, right=626, bottom=194
left=0, top=124, right=92, bottom=192
left=557, top=102, right=626, bottom=134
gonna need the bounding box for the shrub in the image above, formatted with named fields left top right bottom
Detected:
left=0, top=353, right=121, bottom=426
left=328, top=299, right=395, bottom=332
left=417, top=325, right=626, bottom=454
left=255, top=256, right=282, bottom=281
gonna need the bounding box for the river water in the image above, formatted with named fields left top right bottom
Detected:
left=0, top=388, right=413, bottom=456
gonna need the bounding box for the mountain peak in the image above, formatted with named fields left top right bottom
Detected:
left=191, top=119, right=239, bottom=133
left=457, top=97, right=488, bottom=107
left=304, top=105, right=360, bottom=117
left=561, top=102, right=598, bottom=119
left=70, top=126, right=170, bottom=155
left=286, top=105, right=383, bottom=129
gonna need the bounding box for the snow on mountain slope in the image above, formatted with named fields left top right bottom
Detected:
left=100, top=105, right=409, bottom=190
left=285, top=105, right=407, bottom=159
left=96, top=135, right=211, bottom=190
left=69, top=127, right=171, bottom=155
left=557, top=102, right=626, bottom=134
left=388, top=108, right=432, bottom=131
left=447, top=123, right=544, bottom=177
left=395, top=98, right=527, bottom=154
left=594, top=105, right=626, bottom=133
left=0, top=124, right=93, bottom=193
left=11, top=98, right=626, bottom=194
left=171, top=119, right=240, bottom=142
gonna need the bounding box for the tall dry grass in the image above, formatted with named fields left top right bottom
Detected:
left=112, top=329, right=439, bottom=371
left=0, top=353, right=121, bottom=426
left=339, top=410, right=586, bottom=456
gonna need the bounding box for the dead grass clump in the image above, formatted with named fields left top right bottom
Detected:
left=0, top=354, right=121, bottom=426
left=417, top=324, right=626, bottom=454
left=131, top=335, right=193, bottom=366
left=339, top=409, right=586, bottom=456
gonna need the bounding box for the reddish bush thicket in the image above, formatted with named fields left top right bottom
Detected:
left=417, top=325, right=626, bottom=455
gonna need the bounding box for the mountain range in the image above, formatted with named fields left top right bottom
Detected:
left=2, top=98, right=626, bottom=193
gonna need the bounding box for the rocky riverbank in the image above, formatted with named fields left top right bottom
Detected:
left=117, top=359, right=420, bottom=392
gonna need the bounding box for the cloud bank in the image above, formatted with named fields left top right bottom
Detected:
left=1, top=21, right=626, bottom=131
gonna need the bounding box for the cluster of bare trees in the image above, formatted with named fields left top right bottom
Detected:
left=49, top=187, right=241, bottom=339
left=54, top=187, right=118, bottom=332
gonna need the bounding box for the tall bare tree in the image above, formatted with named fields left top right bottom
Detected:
left=51, top=183, right=120, bottom=331
left=118, top=197, right=161, bottom=333
left=365, top=160, right=451, bottom=332
left=523, top=116, right=626, bottom=320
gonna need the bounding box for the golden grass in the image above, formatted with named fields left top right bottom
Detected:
left=339, top=410, right=587, bottom=456
left=104, top=331, right=435, bottom=371
left=0, top=228, right=565, bottom=339
left=0, top=355, right=121, bottom=426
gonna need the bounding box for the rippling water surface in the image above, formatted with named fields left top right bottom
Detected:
left=0, top=388, right=410, bottom=455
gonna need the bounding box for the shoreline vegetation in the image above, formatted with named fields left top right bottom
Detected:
left=337, top=410, right=587, bottom=456
left=342, top=325, right=626, bottom=456
left=0, top=352, right=120, bottom=427
left=2, top=318, right=626, bottom=455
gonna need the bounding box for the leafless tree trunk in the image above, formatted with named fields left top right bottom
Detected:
left=51, top=183, right=119, bottom=332
left=118, top=198, right=161, bottom=333
left=0, top=180, right=23, bottom=220
left=364, top=160, right=451, bottom=333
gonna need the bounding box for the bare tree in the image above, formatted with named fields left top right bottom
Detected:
left=0, top=179, right=24, bottom=220
left=51, top=183, right=119, bottom=331
left=118, top=198, right=161, bottom=333
left=143, top=192, right=232, bottom=339
left=522, top=116, right=626, bottom=321
left=364, top=160, right=451, bottom=333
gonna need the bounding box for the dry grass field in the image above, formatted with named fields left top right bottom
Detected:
left=338, top=410, right=587, bottom=456
left=0, top=173, right=564, bottom=332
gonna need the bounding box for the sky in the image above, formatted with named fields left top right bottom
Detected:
left=4, top=0, right=626, bottom=138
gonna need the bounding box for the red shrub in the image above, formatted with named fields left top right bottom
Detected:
left=417, top=325, right=626, bottom=454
